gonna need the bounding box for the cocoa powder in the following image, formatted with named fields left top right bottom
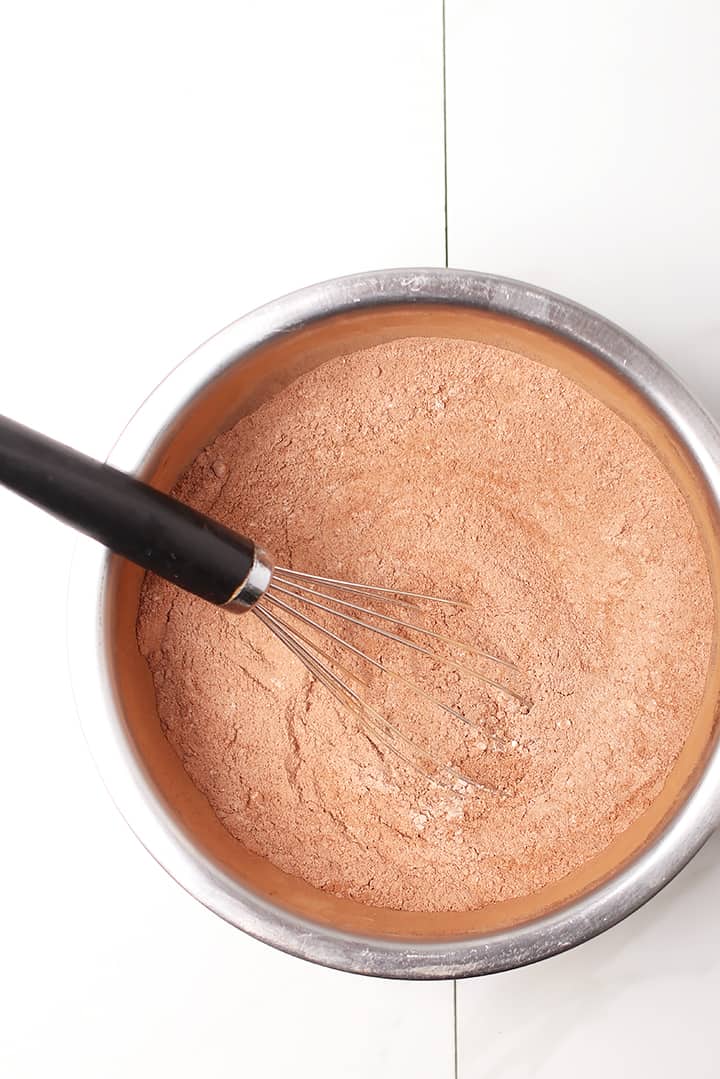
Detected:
left=136, top=338, right=712, bottom=911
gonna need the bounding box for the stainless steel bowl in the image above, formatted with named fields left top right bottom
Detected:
left=67, top=269, right=720, bottom=979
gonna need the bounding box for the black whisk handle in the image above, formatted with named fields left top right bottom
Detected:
left=0, top=414, right=271, bottom=609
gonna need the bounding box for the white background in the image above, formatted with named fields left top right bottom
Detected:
left=1, top=2, right=719, bottom=1076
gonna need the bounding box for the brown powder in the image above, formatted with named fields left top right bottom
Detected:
left=136, top=337, right=712, bottom=912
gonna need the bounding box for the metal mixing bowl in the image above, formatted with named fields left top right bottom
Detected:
left=67, top=269, right=720, bottom=978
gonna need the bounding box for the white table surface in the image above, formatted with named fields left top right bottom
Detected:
left=1, top=2, right=718, bottom=1076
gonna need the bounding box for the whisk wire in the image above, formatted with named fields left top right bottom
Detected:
left=263, top=590, right=523, bottom=702
left=254, top=603, right=490, bottom=791
left=249, top=569, right=524, bottom=791
left=262, top=596, right=478, bottom=730
left=272, top=571, right=422, bottom=611
left=273, top=566, right=473, bottom=609
left=269, top=580, right=514, bottom=666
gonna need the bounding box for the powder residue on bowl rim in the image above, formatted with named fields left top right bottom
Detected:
left=136, top=337, right=712, bottom=912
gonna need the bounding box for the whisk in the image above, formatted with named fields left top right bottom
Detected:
left=0, top=414, right=521, bottom=789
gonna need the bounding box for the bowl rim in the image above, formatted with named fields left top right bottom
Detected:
left=67, top=268, right=720, bottom=979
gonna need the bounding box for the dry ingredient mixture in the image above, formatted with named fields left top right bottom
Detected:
left=137, top=338, right=712, bottom=912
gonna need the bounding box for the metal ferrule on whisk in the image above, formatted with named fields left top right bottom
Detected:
left=224, top=546, right=274, bottom=612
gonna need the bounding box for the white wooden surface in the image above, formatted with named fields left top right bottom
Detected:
left=0, top=2, right=451, bottom=1076
left=456, top=830, right=720, bottom=1078
left=447, top=2, right=720, bottom=1074
left=446, top=0, right=720, bottom=415
left=1, top=1, right=719, bottom=1075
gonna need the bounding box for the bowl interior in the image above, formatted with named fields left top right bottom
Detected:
left=106, top=303, right=720, bottom=940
